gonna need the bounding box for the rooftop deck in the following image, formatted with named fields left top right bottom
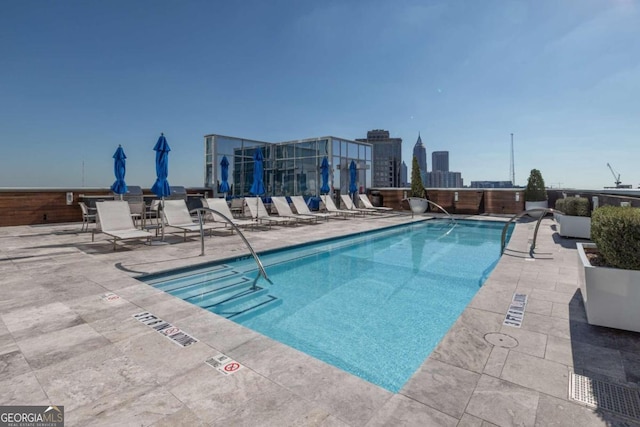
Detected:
left=1, top=213, right=639, bottom=426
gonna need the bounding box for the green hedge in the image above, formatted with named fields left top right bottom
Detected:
left=555, top=198, right=565, bottom=213
left=566, top=197, right=590, bottom=216
left=591, top=206, right=640, bottom=270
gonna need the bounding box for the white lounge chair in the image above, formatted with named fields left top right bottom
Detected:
left=290, top=196, right=335, bottom=221
left=79, top=202, right=96, bottom=231
left=271, top=197, right=318, bottom=224
left=202, top=198, right=256, bottom=230
left=245, top=197, right=297, bottom=226
left=358, top=194, right=393, bottom=211
left=162, top=199, right=221, bottom=241
left=321, top=195, right=359, bottom=218
left=94, top=201, right=153, bottom=250
left=341, top=194, right=378, bottom=215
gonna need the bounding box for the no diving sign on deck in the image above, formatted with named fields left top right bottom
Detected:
left=205, top=353, right=244, bottom=376
left=503, top=293, right=528, bottom=328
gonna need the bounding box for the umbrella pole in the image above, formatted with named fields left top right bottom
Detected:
left=161, top=197, right=165, bottom=241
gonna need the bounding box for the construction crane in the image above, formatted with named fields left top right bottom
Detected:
left=606, top=163, right=622, bottom=188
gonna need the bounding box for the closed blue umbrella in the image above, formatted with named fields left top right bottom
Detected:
left=151, top=133, right=171, bottom=198
left=219, top=156, right=230, bottom=194
left=349, top=160, right=357, bottom=194
left=110, top=145, right=128, bottom=200
left=249, top=148, right=265, bottom=196
left=320, top=157, right=330, bottom=194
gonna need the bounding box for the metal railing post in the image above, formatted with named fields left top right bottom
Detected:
left=190, top=207, right=273, bottom=287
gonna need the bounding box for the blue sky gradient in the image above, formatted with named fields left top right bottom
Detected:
left=1, top=0, right=639, bottom=189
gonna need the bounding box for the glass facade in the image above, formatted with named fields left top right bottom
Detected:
left=204, top=134, right=373, bottom=198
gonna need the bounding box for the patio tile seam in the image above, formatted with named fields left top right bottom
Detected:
left=395, top=391, right=464, bottom=424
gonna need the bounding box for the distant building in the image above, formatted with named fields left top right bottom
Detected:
left=204, top=134, right=372, bottom=197
left=356, top=130, right=402, bottom=188
left=400, top=161, right=408, bottom=186
left=432, top=151, right=449, bottom=172
left=470, top=181, right=514, bottom=189
left=427, top=171, right=463, bottom=188
left=412, top=133, right=427, bottom=186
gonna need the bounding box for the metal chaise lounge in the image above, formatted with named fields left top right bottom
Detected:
left=271, top=197, right=318, bottom=224
left=340, top=194, right=379, bottom=215
left=93, top=200, right=153, bottom=250
left=321, top=195, right=359, bottom=218
left=202, top=198, right=256, bottom=230
left=245, top=197, right=297, bottom=227
left=162, top=199, right=222, bottom=241
left=290, top=196, right=335, bottom=221
left=358, top=193, right=393, bottom=211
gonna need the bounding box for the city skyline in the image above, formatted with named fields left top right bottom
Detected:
left=1, top=1, right=639, bottom=190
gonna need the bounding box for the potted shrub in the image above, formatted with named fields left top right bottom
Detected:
left=555, top=196, right=591, bottom=239
left=577, top=206, right=640, bottom=332
left=407, top=155, right=428, bottom=214
left=524, top=169, right=548, bottom=217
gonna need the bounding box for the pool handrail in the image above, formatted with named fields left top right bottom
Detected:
left=402, top=198, right=457, bottom=223
left=500, top=208, right=563, bottom=256
left=191, top=207, right=272, bottom=288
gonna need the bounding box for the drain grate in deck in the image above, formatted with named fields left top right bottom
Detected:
left=570, top=373, right=640, bottom=420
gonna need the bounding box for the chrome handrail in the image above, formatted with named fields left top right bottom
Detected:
left=403, top=197, right=457, bottom=223
left=500, top=208, right=563, bottom=256
left=191, top=207, right=272, bottom=288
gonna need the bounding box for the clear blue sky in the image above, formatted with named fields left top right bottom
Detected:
left=1, top=0, right=638, bottom=190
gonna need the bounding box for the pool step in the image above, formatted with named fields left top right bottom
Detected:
left=179, top=277, right=253, bottom=308
left=215, top=294, right=282, bottom=321
left=153, top=268, right=246, bottom=293
left=206, top=286, right=269, bottom=311
left=145, top=264, right=235, bottom=289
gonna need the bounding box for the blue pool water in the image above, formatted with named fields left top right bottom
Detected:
left=142, top=219, right=513, bottom=392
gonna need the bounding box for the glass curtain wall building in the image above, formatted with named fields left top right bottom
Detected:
left=204, top=134, right=372, bottom=198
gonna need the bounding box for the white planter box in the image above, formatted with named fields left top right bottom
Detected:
left=525, top=200, right=548, bottom=218
left=556, top=214, right=591, bottom=239
left=577, top=242, right=640, bottom=333
left=407, top=198, right=429, bottom=214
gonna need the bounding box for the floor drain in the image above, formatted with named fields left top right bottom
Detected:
left=570, top=373, right=640, bottom=420
left=484, top=332, right=518, bottom=348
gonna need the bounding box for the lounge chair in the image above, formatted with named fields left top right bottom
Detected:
left=202, top=198, right=256, bottom=230
left=358, top=194, right=393, bottom=211
left=79, top=202, right=96, bottom=231
left=290, top=196, right=335, bottom=221
left=94, top=201, right=153, bottom=250
left=321, top=195, right=359, bottom=217
left=341, top=194, right=379, bottom=215
left=271, top=197, right=318, bottom=224
left=162, top=199, right=222, bottom=241
left=245, top=197, right=297, bottom=226
left=230, top=197, right=245, bottom=217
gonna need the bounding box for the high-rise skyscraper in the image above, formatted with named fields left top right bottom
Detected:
left=400, top=161, right=408, bottom=186
left=356, top=129, right=402, bottom=187
left=412, top=133, right=427, bottom=185
left=432, top=151, right=449, bottom=172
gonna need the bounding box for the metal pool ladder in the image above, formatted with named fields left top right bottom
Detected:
left=191, top=207, right=272, bottom=288
left=403, top=198, right=457, bottom=223
left=500, top=208, right=563, bottom=256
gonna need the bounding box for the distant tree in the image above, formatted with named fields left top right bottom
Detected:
left=524, top=169, right=548, bottom=201
left=410, top=155, right=426, bottom=198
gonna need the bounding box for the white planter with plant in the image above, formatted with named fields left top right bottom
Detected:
left=407, top=155, right=428, bottom=214
left=555, top=197, right=591, bottom=239
left=577, top=206, right=640, bottom=333
left=524, top=169, right=548, bottom=218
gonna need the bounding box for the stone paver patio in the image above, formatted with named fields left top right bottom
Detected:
left=1, top=212, right=639, bottom=426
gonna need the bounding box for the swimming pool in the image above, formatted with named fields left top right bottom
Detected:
left=141, top=219, right=513, bottom=392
